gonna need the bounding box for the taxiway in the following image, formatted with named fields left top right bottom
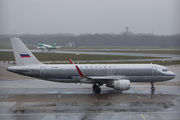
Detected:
left=0, top=64, right=180, bottom=120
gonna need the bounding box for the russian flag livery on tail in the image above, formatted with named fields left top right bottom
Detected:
left=20, top=54, right=31, bottom=58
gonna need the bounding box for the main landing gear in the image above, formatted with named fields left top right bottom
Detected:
left=151, top=82, right=155, bottom=91
left=92, top=84, right=101, bottom=94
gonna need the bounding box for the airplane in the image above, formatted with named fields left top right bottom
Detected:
left=7, top=38, right=175, bottom=93
left=37, top=42, right=61, bottom=51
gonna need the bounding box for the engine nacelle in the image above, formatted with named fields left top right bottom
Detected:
left=106, top=80, right=130, bottom=90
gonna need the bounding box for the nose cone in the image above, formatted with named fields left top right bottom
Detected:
left=169, top=71, right=175, bottom=79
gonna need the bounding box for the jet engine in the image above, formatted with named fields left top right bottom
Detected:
left=106, top=80, right=130, bottom=90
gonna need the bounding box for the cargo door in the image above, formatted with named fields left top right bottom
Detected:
left=40, top=66, right=46, bottom=77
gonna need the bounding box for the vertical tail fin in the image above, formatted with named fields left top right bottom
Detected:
left=10, top=38, right=42, bottom=66
left=53, top=42, right=57, bottom=47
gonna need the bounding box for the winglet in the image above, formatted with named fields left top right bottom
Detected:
left=75, top=65, right=85, bottom=77
left=68, top=58, right=74, bottom=64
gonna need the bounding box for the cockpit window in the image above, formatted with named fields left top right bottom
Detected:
left=163, top=69, right=168, bottom=72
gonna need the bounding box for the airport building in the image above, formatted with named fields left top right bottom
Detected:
left=66, top=42, right=75, bottom=47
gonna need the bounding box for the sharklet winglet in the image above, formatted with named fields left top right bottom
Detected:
left=75, top=65, right=85, bottom=77
left=68, top=58, right=74, bottom=64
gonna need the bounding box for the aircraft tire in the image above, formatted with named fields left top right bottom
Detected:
left=93, top=84, right=98, bottom=91
left=151, top=82, right=155, bottom=91
left=151, top=87, right=155, bottom=91
left=95, top=87, right=101, bottom=94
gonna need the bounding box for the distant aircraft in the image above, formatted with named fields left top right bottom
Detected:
left=37, top=42, right=61, bottom=51
left=8, top=38, right=175, bottom=94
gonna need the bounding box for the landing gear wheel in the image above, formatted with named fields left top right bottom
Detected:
left=151, top=87, right=155, bottom=91
left=92, top=84, right=101, bottom=93
left=93, top=84, right=98, bottom=91
left=95, top=87, right=101, bottom=94
left=151, top=82, right=155, bottom=91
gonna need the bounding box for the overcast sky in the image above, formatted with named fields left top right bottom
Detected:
left=0, top=0, right=180, bottom=35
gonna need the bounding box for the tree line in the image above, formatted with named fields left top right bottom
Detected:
left=0, top=33, right=180, bottom=47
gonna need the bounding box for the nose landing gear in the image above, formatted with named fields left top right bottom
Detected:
left=151, top=82, right=155, bottom=91
left=92, top=84, right=101, bottom=94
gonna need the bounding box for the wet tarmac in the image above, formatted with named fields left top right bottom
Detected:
left=0, top=64, right=180, bottom=120
left=0, top=85, right=180, bottom=120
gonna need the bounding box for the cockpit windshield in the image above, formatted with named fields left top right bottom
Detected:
left=163, top=69, right=168, bottom=72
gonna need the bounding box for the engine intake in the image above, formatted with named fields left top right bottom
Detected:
left=106, top=80, right=130, bottom=90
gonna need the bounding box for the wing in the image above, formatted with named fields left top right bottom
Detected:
left=75, top=65, right=128, bottom=84
left=68, top=58, right=128, bottom=84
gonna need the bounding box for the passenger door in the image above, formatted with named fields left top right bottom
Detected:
left=152, top=66, right=157, bottom=76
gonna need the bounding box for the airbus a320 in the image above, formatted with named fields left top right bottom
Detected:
left=7, top=38, right=175, bottom=93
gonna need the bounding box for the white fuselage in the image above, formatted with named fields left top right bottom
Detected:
left=8, top=38, right=176, bottom=92
left=7, top=64, right=175, bottom=84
